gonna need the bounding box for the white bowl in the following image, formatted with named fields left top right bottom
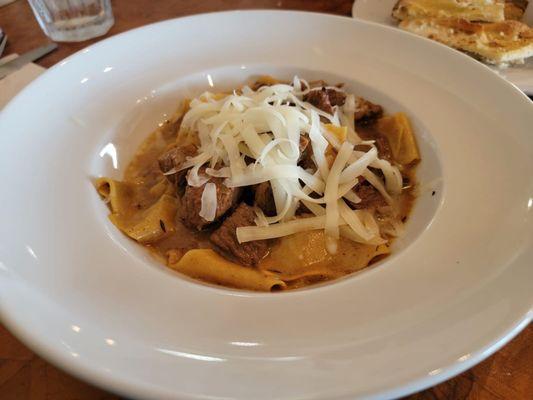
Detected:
left=0, top=10, right=531, bottom=400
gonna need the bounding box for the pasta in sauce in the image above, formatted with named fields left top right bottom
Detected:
left=96, top=76, right=419, bottom=291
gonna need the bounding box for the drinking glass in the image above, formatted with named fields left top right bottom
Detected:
left=28, top=0, right=114, bottom=42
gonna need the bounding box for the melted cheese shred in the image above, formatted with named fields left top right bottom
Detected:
left=178, top=77, right=403, bottom=254
left=324, top=142, right=354, bottom=254
left=199, top=182, right=217, bottom=222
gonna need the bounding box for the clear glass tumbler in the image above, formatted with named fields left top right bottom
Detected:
left=28, top=0, right=114, bottom=42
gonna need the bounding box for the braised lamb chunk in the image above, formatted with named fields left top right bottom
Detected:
left=355, top=137, right=392, bottom=161
left=373, top=136, right=392, bottom=161
left=210, top=203, right=269, bottom=266
left=298, top=141, right=315, bottom=171
left=354, top=97, right=383, bottom=125
left=158, top=144, right=197, bottom=184
left=303, top=87, right=347, bottom=115
left=352, top=178, right=387, bottom=210
left=254, top=182, right=277, bottom=217
left=326, top=88, right=346, bottom=107
left=180, top=173, right=241, bottom=230
left=304, top=88, right=334, bottom=114
left=356, top=123, right=393, bottom=161
left=240, top=185, right=257, bottom=206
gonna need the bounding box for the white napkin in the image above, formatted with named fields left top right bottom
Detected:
left=0, top=55, right=45, bottom=110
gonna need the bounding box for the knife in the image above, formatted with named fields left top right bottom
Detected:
left=0, top=43, right=57, bottom=79
left=0, top=30, right=6, bottom=58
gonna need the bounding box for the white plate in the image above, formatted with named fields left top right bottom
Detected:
left=0, top=10, right=532, bottom=400
left=352, top=0, right=533, bottom=94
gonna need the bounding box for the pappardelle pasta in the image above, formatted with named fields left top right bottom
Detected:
left=96, top=76, right=420, bottom=291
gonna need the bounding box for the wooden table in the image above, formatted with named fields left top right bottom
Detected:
left=1, top=1, right=531, bottom=399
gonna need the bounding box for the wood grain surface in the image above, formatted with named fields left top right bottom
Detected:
left=0, top=0, right=531, bottom=399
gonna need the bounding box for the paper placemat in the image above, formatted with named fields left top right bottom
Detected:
left=0, top=56, right=46, bottom=110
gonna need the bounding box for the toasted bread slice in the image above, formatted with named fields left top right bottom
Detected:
left=392, top=0, right=505, bottom=22
left=504, top=0, right=529, bottom=20
left=399, top=18, right=533, bottom=65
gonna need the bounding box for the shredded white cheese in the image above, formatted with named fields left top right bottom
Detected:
left=237, top=215, right=346, bottom=243
left=177, top=76, right=404, bottom=253
left=324, top=142, right=354, bottom=254
left=199, top=182, right=217, bottom=221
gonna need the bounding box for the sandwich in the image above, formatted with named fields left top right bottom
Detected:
left=392, top=0, right=506, bottom=22
left=399, top=18, right=533, bottom=65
